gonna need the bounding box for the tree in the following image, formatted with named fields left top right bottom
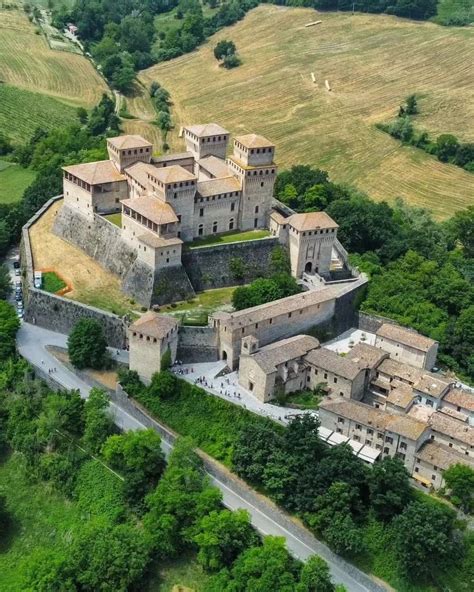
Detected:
left=0, top=132, right=13, bottom=156
left=70, top=523, right=151, bottom=591
left=144, top=438, right=222, bottom=556
left=296, top=556, right=335, bottom=592
left=67, top=318, right=108, bottom=369
left=160, top=347, right=172, bottom=371
left=0, top=492, right=8, bottom=537
left=232, top=424, right=284, bottom=485
left=82, top=388, right=115, bottom=454
left=36, top=390, right=85, bottom=450
left=223, top=53, right=241, bottom=69
left=309, top=481, right=365, bottom=555
left=149, top=370, right=177, bottom=399
left=211, top=536, right=300, bottom=592
left=405, top=94, right=418, bottom=115
left=102, top=429, right=166, bottom=509
left=0, top=300, right=20, bottom=361
left=0, top=264, right=12, bottom=300
left=194, top=509, right=259, bottom=571
left=448, top=205, right=474, bottom=258
left=369, top=457, right=412, bottom=521
left=392, top=501, right=459, bottom=580
left=214, top=39, right=236, bottom=60
left=77, top=107, right=88, bottom=124
left=0, top=219, right=10, bottom=256
left=436, top=134, right=460, bottom=162
left=443, top=463, right=474, bottom=514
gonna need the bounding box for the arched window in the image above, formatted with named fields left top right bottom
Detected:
left=213, top=221, right=218, bottom=233
left=198, top=223, right=204, bottom=236
left=229, top=218, right=234, bottom=230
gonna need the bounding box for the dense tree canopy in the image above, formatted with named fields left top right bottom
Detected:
left=67, top=319, right=108, bottom=370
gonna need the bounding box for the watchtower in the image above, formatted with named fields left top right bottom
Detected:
left=183, top=123, right=229, bottom=162
left=227, top=134, right=277, bottom=231
left=107, top=135, right=152, bottom=172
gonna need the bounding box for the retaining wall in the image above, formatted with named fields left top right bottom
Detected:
left=177, top=326, right=218, bottom=362
left=358, top=311, right=401, bottom=334
left=182, top=237, right=279, bottom=292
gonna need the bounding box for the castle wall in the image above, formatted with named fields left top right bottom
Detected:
left=63, top=178, right=94, bottom=218
left=182, top=237, right=279, bottom=292
left=129, top=330, right=178, bottom=383
left=92, top=180, right=128, bottom=214
left=193, top=192, right=240, bottom=238
left=289, top=228, right=336, bottom=278
left=177, top=326, right=218, bottom=363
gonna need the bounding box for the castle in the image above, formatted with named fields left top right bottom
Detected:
left=60, top=124, right=340, bottom=289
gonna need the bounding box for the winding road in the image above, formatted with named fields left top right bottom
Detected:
left=16, top=320, right=388, bottom=592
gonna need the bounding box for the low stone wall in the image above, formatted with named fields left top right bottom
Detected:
left=177, top=326, right=218, bottom=362
left=21, top=196, right=127, bottom=348
left=358, top=311, right=400, bottom=334
left=24, top=288, right=127, bottom=348
left=182, top=237, right=279, bottom=292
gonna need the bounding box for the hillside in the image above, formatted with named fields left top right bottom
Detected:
left=139, top=5, right=474, bottom=219
left=0, top=5, right=107, bottom=140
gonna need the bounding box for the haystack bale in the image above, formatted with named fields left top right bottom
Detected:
left=311, top=72, right=316, bottom=83
left=325, top=79, right=331, bottom=91
left=305, top=20, right=322, bottom=27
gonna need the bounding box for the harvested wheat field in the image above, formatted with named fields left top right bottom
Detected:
left=140, top=5, right=474, bottom=218
left=29, top=201, right=135, bottom=316
left=0, top=6, right=107, bottom=107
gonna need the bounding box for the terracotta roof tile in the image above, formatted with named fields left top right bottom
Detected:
left=197, top=176, right=241, bottom=197
left=416, top=441, right=474, bottom=470
left=443, top=388, right=474, bottom=412
left=184, top=123, right=229, bottom=137
left=430, top=413, right=474, bottom=446
left=235, top=133, right=274, bottom=149
left=376, top=323, right=437, bottom=352
left=288, top=212, right=338, bottom=232
left=305, top=348, right=363, bottom=380
left=63, top=160, right=125, bottom=185
left=130, top=311, right=178, bottom=340
left=248, top=335, right=320, bottom=374
left=122, top=196, right=178, bottom=226
left=107, top=135, right=152, bottom=149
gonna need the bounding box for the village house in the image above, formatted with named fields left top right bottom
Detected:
left=374, top=323, right=438, bottom=370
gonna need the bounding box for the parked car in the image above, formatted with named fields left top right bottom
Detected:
left=17, top=309, right=24, bottom=319
left=13, top=260, right=20, bottom=269
left=15, top=268, right=20, bottom=277
left=15, top=292, right=22, bottom=301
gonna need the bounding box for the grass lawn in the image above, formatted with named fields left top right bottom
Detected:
left=141, top=5, right=474, bottom=219
left=187, top=229, right=271, bottom=248
left=162, top=286, right=236, bottom=315
left=0, top=450, right=83, bottom=591
left=145, top=552, right=211, bottom=592
left=0, top=160, right=36, bottom=203
left=282, top=389, right=323, bottom=410
left=42, top=271, right=67, bottom=293
left=104, top=212, right=122, bottom=227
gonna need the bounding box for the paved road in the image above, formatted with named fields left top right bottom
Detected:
left=16, top=321, right=387, bottom=592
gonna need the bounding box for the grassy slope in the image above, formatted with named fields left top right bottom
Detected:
left=140, top=6, right=474, bottom=219
left=0, top=5, right=107, bottom=141
left=0, top=451, right=83, bottom=591
left=0, top=160, right=36, bottom=204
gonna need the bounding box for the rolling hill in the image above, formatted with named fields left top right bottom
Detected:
left=139, top=5, right=474, bottom=219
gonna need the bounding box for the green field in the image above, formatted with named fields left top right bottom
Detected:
left=0, top=160, right=36, bottom=204
left=188, top=229, right=271, bottom=248
left=0, top=451, right=83, bottom=591
left=104, top=212, right=122, bottom=227
left=142, top=5, right=474, bottom=219
left=145, top=553, right=211, bottom=592
left=42, top=271, right=67, bottom=293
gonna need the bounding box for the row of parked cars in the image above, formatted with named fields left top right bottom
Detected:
left=13, top=259, right=23, bottom=319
